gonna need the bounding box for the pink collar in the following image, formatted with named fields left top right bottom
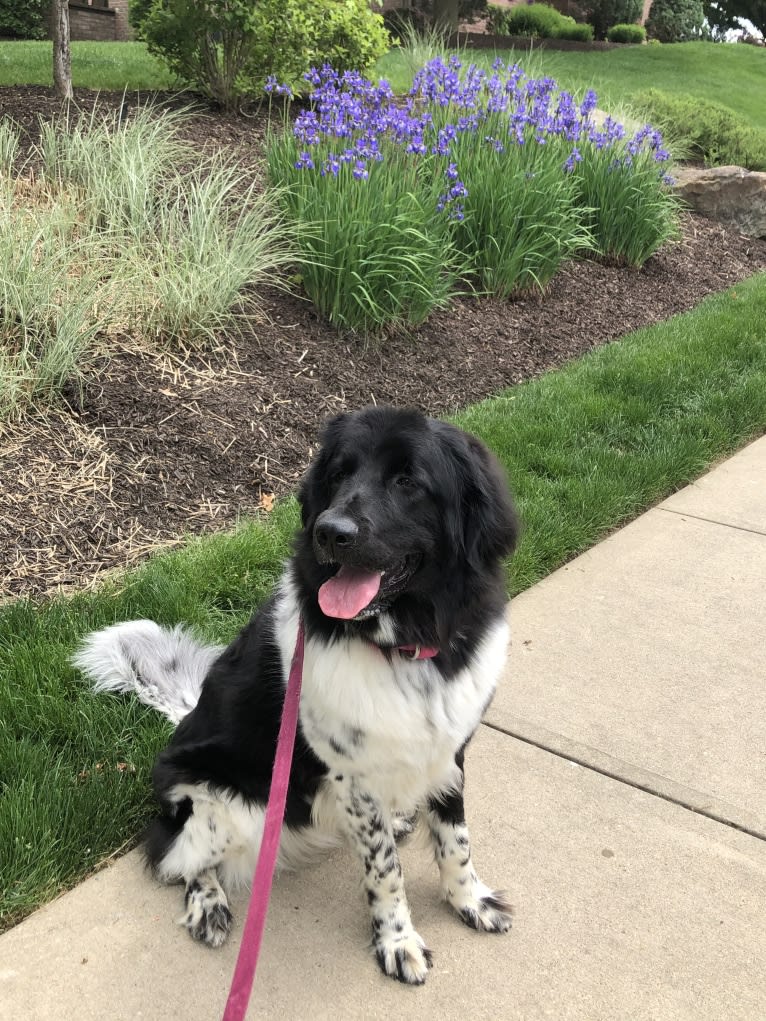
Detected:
left=366, top=638, right=438, bottom=660
left=392, top=643, right=439, bottom=660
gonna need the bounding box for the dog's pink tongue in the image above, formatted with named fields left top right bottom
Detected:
left=318, top=566, right=382, bottom=619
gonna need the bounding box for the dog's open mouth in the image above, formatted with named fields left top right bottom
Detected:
left=318, top=559, right=414, bottom=621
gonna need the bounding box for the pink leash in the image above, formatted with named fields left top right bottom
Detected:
left=221, top=618, right=305, bottom=1021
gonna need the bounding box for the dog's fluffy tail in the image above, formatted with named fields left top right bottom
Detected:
left=73, top=619, right=225, bottom=725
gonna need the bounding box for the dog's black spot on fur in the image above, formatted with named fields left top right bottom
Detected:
left=328, top=736, right=348, bottom=758
left=347, top=727, right=365, bottom=747
left=378, top=858, right=397, bottom=879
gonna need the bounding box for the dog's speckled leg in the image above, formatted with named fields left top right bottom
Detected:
left=427, top=762, right=513, bottom=934
left=333, top=775, right=432, bottom=984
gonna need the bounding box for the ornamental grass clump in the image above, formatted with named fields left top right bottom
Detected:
left=36, top=104, right=296, bottom=347
left=0, top=107, right=296, bottom=418
left=267, top=58, right=677, bottom=333
left=36, top=104, right=187, bottom=234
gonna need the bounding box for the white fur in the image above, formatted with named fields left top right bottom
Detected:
left=74, top=619, right=224, bottom=725
left=275, top=568, right=509, bottom=815
left=156, top=781, right=342, bottom=890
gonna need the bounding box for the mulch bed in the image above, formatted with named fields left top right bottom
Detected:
left=2, top=86, right=766, bottom=600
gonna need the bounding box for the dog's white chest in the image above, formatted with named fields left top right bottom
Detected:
left=296, top=621, right=508, bottom=812
left=273, top=574, right=509, bottom=812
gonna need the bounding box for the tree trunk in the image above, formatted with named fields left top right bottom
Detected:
left=52, top=0, right=73, bottom=101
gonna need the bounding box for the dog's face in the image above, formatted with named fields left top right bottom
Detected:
left=297, top=407, right=518, bottom=622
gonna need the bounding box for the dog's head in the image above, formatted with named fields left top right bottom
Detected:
left=296, top=407, right=518, bottom=623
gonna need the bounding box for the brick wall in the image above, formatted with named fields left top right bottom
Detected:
left=110, top=0, right=133, bottom=40
left=68, top=2, right=117, bottom=41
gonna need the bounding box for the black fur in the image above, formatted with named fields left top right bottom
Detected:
left=294, top=408, right=518, bottom=672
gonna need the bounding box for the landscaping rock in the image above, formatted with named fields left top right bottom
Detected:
left=673, top=165, right=766, bottom=238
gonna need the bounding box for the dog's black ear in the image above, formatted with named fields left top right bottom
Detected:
left=298, top=413, right=347, bottom=528
left=435, top=422, right=519, bottom=569
left=463, top=434, right=519, bottom=567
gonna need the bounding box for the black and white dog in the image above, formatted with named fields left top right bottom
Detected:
left=75, top=406, right=518, bottom=984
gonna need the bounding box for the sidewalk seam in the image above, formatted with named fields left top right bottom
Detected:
left=481, top=720, right=766, bottom=843
left=658, top=505, right=766, bottom=538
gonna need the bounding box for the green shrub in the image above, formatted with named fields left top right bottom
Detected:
left=488, top=3, right=593, bottom=40
left=486, top=4, right=510, bottom=32
left=494, top=3, right=567, bottom=37
left=581, top=0, right=642, bottom=38
left=128, top=0, right=154, bottom=35
left=557, top=21, right=595, bottom=40
left=607, top=22, right=646, bottom=41
left=492, top=2, right=592, bottom=39
left=633, top=89, right=766, bottom=171
left=140, top=0, right=390, bottom=111
left=0, top=0, right=47, bottom=40
left=645, top=0, right=704, bottom=41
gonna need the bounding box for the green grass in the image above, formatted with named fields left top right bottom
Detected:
left=377, top=41, right=766, bottom=132
left=0, top=40, right=177, bottom=90
left=2, top=40, right=763, bottom=138
left=0, top=510, right=295, bottom=931
left=1, top=37, right=763, bottom=142
left=2, top=272, right=765, bottom=930
left=461, top=275, right=766, bottom=591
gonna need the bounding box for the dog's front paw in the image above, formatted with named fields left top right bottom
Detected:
left=188, top=901, right=234, bottom=947
left=373, top=928, right=433, bottom=985
left=452, top=885, right=513, bottom=933
left=181, top=878, right=233, bottom=948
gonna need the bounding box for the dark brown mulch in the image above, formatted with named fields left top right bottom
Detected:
left=2, top=86, right=766, bottom=599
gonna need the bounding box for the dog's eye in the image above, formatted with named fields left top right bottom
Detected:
left=394, top=475, right=414, bottom=489
left=331, top=469, right=349, bottom=485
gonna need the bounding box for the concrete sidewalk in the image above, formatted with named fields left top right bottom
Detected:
left=3, top=438, right=765, bottom=1020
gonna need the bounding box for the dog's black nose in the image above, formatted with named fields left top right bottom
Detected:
left=314, top=511, right=358, bottom=560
